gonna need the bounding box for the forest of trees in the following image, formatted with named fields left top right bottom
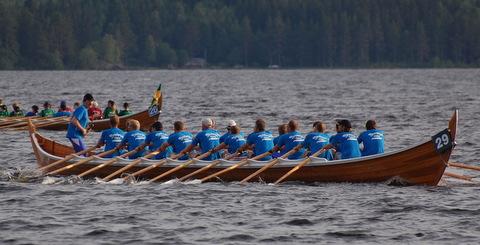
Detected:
left=0, top=0, right=479, bottom=70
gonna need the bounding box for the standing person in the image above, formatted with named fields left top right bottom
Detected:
left=358, top=120, right=385, bottom=156
left=176, top=118, right=221, bottom=161
left=54, top=101, right=72, bottom=117
left=139, top=121, right=172, bottom=160
left=88, top=101, right=103, bottom=121
left=270, top=120, right=305, bottom=160
left=103, top=100, right=118, bottom=119
left=40, top=101, right=55, bottom=117
left=272, top=124, right=288, bottom=158
left=25, top=105, right=39, bottom=117
left=302, top=121, right=333, bottom=160
left=319, top=120, right=361, bottom=160
left=118, top=102, right=132, bottom=116
left=157, top=121, right=193, bottom=160
left=115, top=119, right=146, bottom=159
left=236, top=119, right=274, bottom=161
left=96, top=115, right=125, bottom=158
left=66, top=94, right=94, bottom=153
left=0, top=99, right=8, bottom=117
left=9, top=103, right=25, bottom=117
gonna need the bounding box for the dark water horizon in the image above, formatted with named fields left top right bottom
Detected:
left=0, top=69, right=479, bottom=244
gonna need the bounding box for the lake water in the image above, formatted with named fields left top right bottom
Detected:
left=0, top=69, right=479, bottom=244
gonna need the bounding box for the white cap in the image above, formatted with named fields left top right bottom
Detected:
left=227, top=120, right=237, bottom=127
left=92, top=101, right=99, bottom=107
left=202, top=118, right=213, bottom=127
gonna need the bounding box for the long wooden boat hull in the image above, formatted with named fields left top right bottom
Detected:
left=28, top=111, right=458, bottom=185
left=37, top=110, right=159, bottom=132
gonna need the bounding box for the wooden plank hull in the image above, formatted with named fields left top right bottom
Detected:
left=28, top=111, right=458, bottom=186
left=37, top=110, right=159, bottom=132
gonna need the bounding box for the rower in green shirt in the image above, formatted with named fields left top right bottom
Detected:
left=0, top=99, right=8, bottom=117
left=118, top=102, right=132, bottom=116
left=103, top=100, right=118, bottom=119
left=40, top=101, right=55, bottom=117
left=9, top=103, right=25, bottom=117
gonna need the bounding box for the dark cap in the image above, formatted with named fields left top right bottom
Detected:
left=83, top=93, right=94, bottom=102
left=337, top=119, right=352, bottom=130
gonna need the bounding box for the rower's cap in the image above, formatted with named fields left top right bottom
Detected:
left=202, top=118, right=213, bottom=127
left=227, top=120, right=237, bottom=127
left=83, top=93, right=94, bottom=102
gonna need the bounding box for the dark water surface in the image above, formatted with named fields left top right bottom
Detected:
left=0, top=69, right=479, bottom=244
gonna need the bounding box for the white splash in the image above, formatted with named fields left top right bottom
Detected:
left=184, top=179, right=202, bottom=185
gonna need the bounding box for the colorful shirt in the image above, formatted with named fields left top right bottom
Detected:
left=9, top=110, right=25, bottom=117
left=120, top=130, right=147, bottom=159
left=329, top=132, right=361, bottom=159
left=224, top=133, right=246, bottom=154
left=191, top=129, right=221, bottom=161
left=118, top=110, right=132, bottom=116
left=303, top=132, right=333, bottom=160
left=246, top=131, right=274, bottom=161
left=167, top=131, right=193, bottom=160
left=276, top=131, right=305, bottom=159
left=25, top=111, right=37, bottom=117
left=54, top=111, right=72, bottom=117
left=146, top=131, right=172, bottom=159
left=0, top=105, right=8, bottom=117
left=358, top=129, right=385, bottom=156
left=88, top=107, right=102, bottom=120
left=40, top=108, right=55, bottom=117
left=99, top=128, right=126, bottom=158
left=219, top=132, right=232, bottom=144
left=103, top=107, right=118, bottom=119
left=66, top=105, right=89, bottom=139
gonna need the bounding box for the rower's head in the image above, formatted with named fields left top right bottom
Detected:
left=231, top=125, right=240, bottom=135
left=110, top=115, right=120, bottom=128
left=201, top=118, right=213, bottom=130
left=278, top=124, right=288, bottom=135
left=123, top=102, right=129, bottom=110
left=59, top=100, right=67, bottom=111
left=108, top=100, right=115, bottom=108
left=174, top=121, right=185, bottom=132
left=43, top=101, right=51, bottom=109
left=32, top=105, right=39, bottom=113
left=287, top=120, right=299, bottom=132
left=12, top=103, right=20, bottom=111
left=73, top=102, right=80, bottom=109
left=336, top=119, right=352, bottom=132
left=254, top=119, right=266, bottom=132
left=127, top=119, right=140, bottom=131
left=226, top=120, right=236, bottom=132
left=313, top=121, right=326, bottom=132
left=366, top=120, right=376, bottom=130
left=151, top=121, right=163, bottom=132
left=83, top=93, right=94, bottom=108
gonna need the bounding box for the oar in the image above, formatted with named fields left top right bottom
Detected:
left=78, top=149, right=142, bottom=178
left=449, top=162, right=480, bottom=172
left=38, top=146, right=98, bottom=172
left=200, top=151, right=275, bottom=183
left=239, top=148, right=298, bottom=184
left=13, top=117, right=69, bottom=130
left=443, top=171, right=474, bottom=182
left=0, top=117, right=66, bottom=129
left=0, top=116, right=40, bottom=125
left=47, top=149, right=117, bottom=175
left=148, top=151, right=212, bottom=183
left=178, top=153, right=238, bottom=182
left=101, top=150, right=157, bottom=181
left=273, top=149, right=326, bottom=185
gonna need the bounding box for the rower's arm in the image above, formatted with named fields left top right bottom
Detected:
left=178, top=144, right=194, bottom=157
left=236, top=143, right=249, bottom=153
left=135, top=142, right=150, bottom=151
left=71, top=117, right=87, bottom=136
left=211, top=143, right=227, bottom=153
left=157, top=142, right=170, bottom=152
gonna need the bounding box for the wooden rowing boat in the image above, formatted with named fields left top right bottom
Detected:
left=28, top=110, right=458, bottom=185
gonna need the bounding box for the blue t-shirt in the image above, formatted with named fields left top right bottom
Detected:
left=224, top=133, right=246, bottom=154
left=54, top=111, right=72, bottom=117
left=66, top=105, right=89, bottom=139
left=329, top=132, right=361, bottom=159
left=99, top=128, right=125, bottom=158
left=219, top=132, right=231, bottom=144
left=167, top=131, right=193, bottom=160
left=303, top=132, right=333, bottom=160
left=120, top=130, right=147, bottom=159
left=358, top=129, right=385, bottom=156
left=276, top=131, right=305, bottom=160
left=25, top=112, right=37, bottom=117
left=192, top=129, right=221, bottom=161
left=246, top=131, right=274, bottom=161
left=146, top=131, right=173, bottom=159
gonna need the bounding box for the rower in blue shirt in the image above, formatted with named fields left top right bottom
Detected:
left=236, top=119, right=274, bottom=161
left=66, top=94, right=94, bottom=153
left=302, top=121, right=334, bottom=160
left=177, top=118, right=221, bottom=161
left=270, top=120, right=305, bottom=160
left=358, top=120, right=385, bottom=156
left=96, top=115, right=125, bottom=158
left=140, top=121, right=172, bottom=159
left=115, top=119, right=146, bottom=159
left=211, top=124, right=247, bottom=158
left=319, top=120, right=361, bottom=160
left=157, top=121, right=193, bottom=160
left=25, top=105, right=39, bottom=117
left=272, top=124, right=288, bottom=158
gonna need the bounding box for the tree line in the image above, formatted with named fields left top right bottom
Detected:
left=1, top=0, right=479, bottom=70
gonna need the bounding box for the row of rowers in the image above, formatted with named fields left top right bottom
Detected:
left=94, top=116, right=384, bottom=161
left=0, top=99, right=133, bottom=119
